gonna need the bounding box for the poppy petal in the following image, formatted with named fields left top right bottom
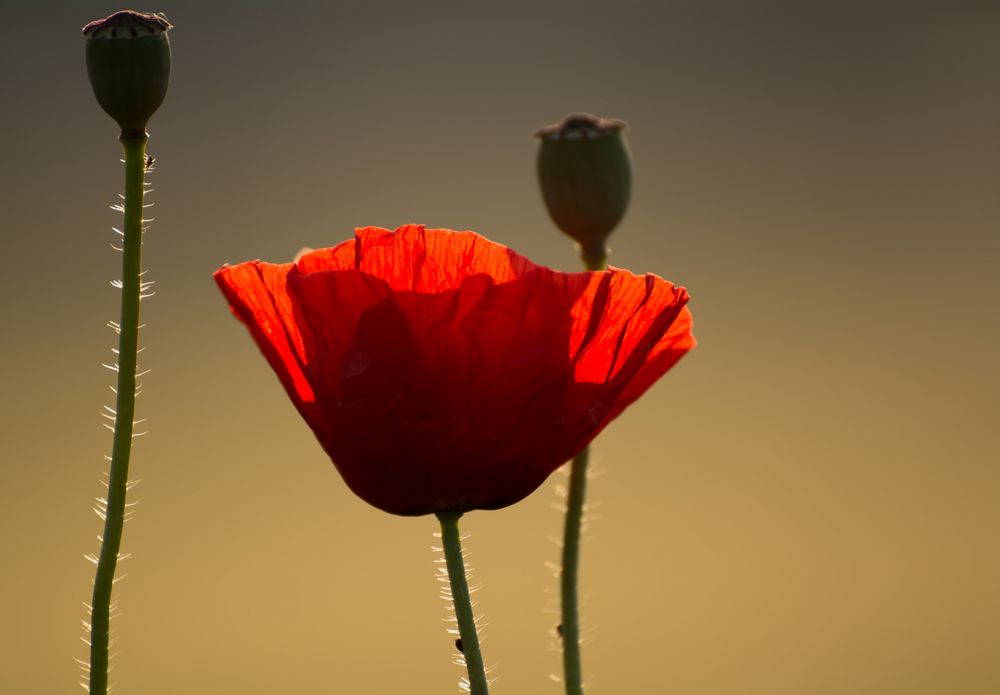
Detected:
left=214, top=261, right=315, bottom=409
left=215, top=226, right=694, bottom=515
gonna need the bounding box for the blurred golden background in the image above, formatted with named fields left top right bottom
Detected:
left=1, top=1, right=998, bottom=692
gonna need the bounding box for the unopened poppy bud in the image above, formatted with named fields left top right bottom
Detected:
left=534, top=113, right=632, bottom=269
left=83, top=10, right=172, bottom=138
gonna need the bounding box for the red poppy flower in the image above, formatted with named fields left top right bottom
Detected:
left=214, top=224, right=694, bottom=516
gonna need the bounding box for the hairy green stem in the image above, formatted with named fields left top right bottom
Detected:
left=560, top=446, right=589, bottom=695
left=559, top=250, right=606, bottom=695
left=437, top=511, right=489, bottom=695
left=89, top=132, right=147, bottom=695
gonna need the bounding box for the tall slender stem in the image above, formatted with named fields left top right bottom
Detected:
left=437, top=511, right=489, bottom=695
left=560, top=446, right=589, bottom=695
left=560, top=250, right=606, bottom=695
left=89, top=132, right=147, bottom=695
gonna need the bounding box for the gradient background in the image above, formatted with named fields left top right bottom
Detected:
left=1, top=1, right=998, bottom=693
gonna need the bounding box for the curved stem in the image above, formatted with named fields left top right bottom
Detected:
left=560, top=251, right=606, bottom=695
left=437, top=511, right=489, bottom=695
left=89, top=132, right=147, bottom=695
left=560, top=447, right=589, bottom=695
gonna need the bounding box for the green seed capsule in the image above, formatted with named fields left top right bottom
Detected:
left=83, top=11, right=172, bottom=137
left=534, top=113, right=632, bottom=269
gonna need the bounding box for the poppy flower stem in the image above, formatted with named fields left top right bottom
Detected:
left=559, top=251, right=606, bottom=695
left=88, top=132, right=148, bottom=695
left=436, top=511, right=489, bottom=695
left=560, top=446, right=589, bottom=695
left=581, top=248, right=608, bottom=273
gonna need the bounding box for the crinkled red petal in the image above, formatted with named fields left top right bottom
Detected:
left=215, top=225, right=694, bottom=515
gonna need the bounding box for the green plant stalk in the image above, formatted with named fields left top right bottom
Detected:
left=89, top=132, right=148, bottom=695
left=560, top=446, right=589, bottom=695
left=560, top=251, right=606, bottom=695
left=437, top=511, right=489, bottom=695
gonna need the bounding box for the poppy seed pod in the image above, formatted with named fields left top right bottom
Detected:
left=535, top=113, right=632, bottom=268
left=83, top=11, right=172, bottom=137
